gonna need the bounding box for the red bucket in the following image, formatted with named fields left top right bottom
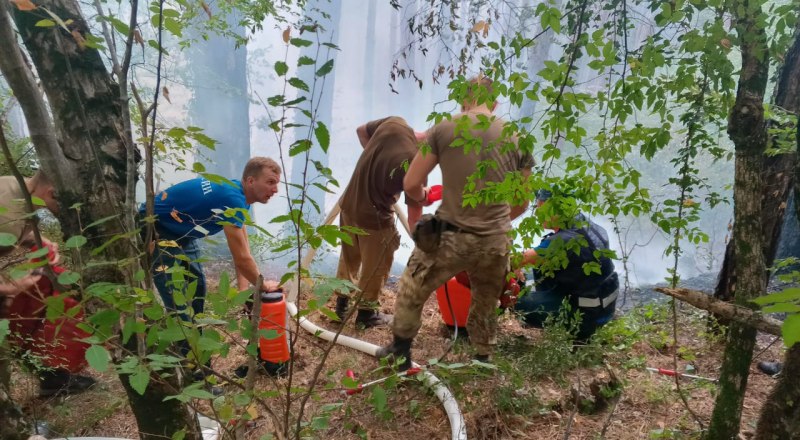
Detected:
left=435, top=275, right=471, bottom=328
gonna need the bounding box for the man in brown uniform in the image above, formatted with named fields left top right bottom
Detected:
left=378, top=77, right=534, bottom=368
left=334, top=117, right=425, bottom=328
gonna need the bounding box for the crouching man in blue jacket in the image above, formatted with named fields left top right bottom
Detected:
left=514, top=190, right=619, bottom=342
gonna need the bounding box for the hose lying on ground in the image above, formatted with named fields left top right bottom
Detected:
left=285, top=200, right=467, bottom=440
left=285, top=300, right=467, bottom=440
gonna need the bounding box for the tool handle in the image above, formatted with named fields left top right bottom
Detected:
left=658, top=368, right=677, bottom=377
left=404, top=367, right=423, bottom=376
left=346, top=385, right=364, bottom=395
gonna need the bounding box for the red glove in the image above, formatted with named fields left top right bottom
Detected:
left=427, top=185, right=443, bottom=204
left=499, top=278, right=520, bottom=309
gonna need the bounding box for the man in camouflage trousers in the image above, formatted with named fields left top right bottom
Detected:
left=378, top=77, right=534, bottom=369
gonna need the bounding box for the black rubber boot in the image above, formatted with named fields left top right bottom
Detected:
left=355, top=309, right=393, bottom=329
left=757, top=360, right=783, bottom=376
left=335, top=296, right=349, bottom=321
left=38, top=369, right=97, bottom=397
left=473, top=354, right=491, bottom=363
left=376, top=335, right=413, bottom=371
left=235, top=360, right=288, bottom=378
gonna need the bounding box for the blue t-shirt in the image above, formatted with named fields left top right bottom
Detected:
left=143, top=178, right=250, bottom=240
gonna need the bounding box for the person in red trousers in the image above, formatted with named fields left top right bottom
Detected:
left=0, top=171, right=95, bottom=397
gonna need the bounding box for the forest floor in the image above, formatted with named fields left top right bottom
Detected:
left=9, top=271, right=786, bottom=440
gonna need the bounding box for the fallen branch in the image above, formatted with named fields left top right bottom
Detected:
left=654, top=287, right=783, bottom=336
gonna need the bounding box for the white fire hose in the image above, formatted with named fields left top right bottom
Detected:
left=285, top=201, right=467, bottom=440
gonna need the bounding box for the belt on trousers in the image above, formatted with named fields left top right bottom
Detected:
left=577, top=290, right=618, bottom=309
left=441, top=221, right=474, bottom=234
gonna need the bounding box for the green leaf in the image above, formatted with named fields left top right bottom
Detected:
left=315, top=59, right=334, bottom=77
left=274, top=61, right=288, bottom=76
left=162, top=8, right=180, bottom=18
left=183, top=386, right=215, bottom=399
left=288, top=77, right=309, bottom=92
left=0, top=233, right=17, bottom=247
left=106, top=16, right=130, bottom=35
left=289, top=38, right=313, bottom=47
left=289, top=139, right=312, bottom=156
left=319, top=307, right=340, bottom=322
left=65, top=235, right=88, bottom=249
left=200, top=173, right=236, bottom=188
left=311, top=416, right=329, bottom=430
left=763, top=303, right=800, bottom=314
left=370, top=385, right=387, bottom=413
left=783, top=314, right=800, bottom=348
left=297, top=56, right=315, bottom=66
left=148, top=39, right=169, bottom=55
left=86, top=345, right=111, bottom=372
left=0, top=320, right=9, bottom=344
left=57, top=271, right=81, bottom=285
left=315, top=122, right=330, bottom=153
left=84, top=214, right=120, bottom=231
left=341, top=376, right=359, bottom=389
left=163, top=17, right=182, bottom=37
left=130, top=365, right=150, bottom=395
left=31, top=196, right=45, bottom=206
left=753, top=288, right=800, bottom=305
left=26, top=247, right=49, bottom=259
left=36, top=19, right=56, bottom=27
left=89, top=309, right=120, bottom=330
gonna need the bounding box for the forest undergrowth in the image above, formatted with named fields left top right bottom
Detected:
left=8, top=270, right=785, bottom=440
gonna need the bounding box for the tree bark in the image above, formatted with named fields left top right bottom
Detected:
left=0, top=353, right=30, bottom=440
left=755, top=22, right=800, bottom=440
left=654, top=287, right=782, bottom=336
left=713, top=12, right=800, bottom=305
left=10, top=0, right=128, bottom=244
left=2, top=1, right=199, bottom=438
left=707, top=0, right=769, bottom=437
left=755, top=344, right=800, bottom=439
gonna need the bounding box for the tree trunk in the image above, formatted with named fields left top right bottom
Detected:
left=0, top=353, right=30, bottom=440
left=755, top=344, right=800, bottom=439
left=755, top=23, right=800, bottom=439
left=654, top=287, right=782, bottom=336
left=707, top=1, right=769, bottom=437
left=714, top=154, right=796, bottom=303
left=713, top=14, right=800, bottom=305
left=2, top=1, right=200, bottom=438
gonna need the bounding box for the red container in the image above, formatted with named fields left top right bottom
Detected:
left=258, top=291, right=290, bottom=375
left=435, top=276, right=471, bottom=328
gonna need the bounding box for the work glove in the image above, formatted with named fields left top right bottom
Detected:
left=426, top=185, right=443, bottom=204
left=499, top=278, right=520, bottom=309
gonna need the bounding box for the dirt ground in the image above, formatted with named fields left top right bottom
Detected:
left=9, top=274, right=786, bottom=440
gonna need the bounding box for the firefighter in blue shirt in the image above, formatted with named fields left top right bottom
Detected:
left=142, top=157, right=282, bottom=321
left=514, top=190, right=619, bottom=341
